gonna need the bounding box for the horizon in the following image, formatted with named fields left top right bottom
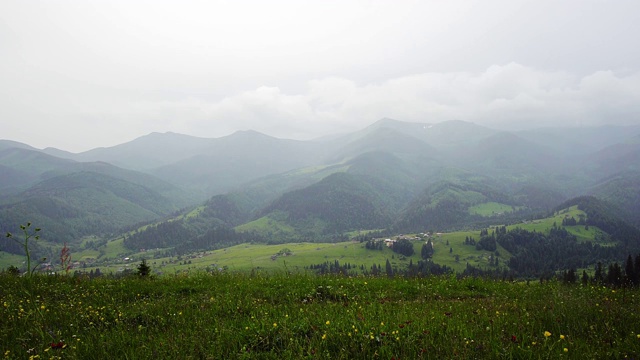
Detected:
left=3, top=118, right=640, bottom=154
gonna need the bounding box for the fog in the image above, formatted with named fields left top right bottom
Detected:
left=1, top=0, right=639, bottom=152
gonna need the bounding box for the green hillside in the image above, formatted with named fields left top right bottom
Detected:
left=0, top=171, right=182, bottom=247
left=259, top=172, right=392, bottom=236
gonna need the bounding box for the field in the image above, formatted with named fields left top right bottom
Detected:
left=468, top=202, right=521, bottom=217
left=79, top=235, right=509, bottom=276
left=1, top=205, right=611, bottom=277
left=1, top=273, right=639, bottom=359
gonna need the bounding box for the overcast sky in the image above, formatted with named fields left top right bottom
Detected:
left=1, top=0, right=640, bottom=152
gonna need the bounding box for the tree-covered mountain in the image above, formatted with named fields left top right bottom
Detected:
left=259, top=172, right=392, bottom=236
left=2, top=118, right=640, bottom=265
left=587, top=171, right=640, bottom=227
left=0, top=171, right=186, bottom=247
left=394, top=177, right=521, bottom=233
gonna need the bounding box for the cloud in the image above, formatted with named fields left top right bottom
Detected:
left=3, top=63, right=640, bottom=152
left=151, top=63, right=640, bottom=139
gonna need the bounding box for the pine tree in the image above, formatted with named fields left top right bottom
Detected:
left=581, top=270, right=589, bottom=286
left=137, top=259, right=151, bottom=277
left=385, top=259, right=393, bottom=278
left=624, top=255, right=638, bottom=287
left=593, top=262, right=604, bottom=284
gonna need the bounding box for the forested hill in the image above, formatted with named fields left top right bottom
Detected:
left=0, top=171, right=184, bottom=247
left=554, top=196, right=640, bottom=249
left=260, top=172, right=392, bottom=234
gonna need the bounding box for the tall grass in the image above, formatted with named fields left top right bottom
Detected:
left=1, top=273, right=639, bottom=359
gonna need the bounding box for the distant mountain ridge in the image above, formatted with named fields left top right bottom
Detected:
left=2, top=118, right=640, bottom=252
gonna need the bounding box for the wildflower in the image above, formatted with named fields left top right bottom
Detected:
left=544, top=331, right=551, bottom=338
left=50, top=342, right=65, bottom=349
left=322, top=334, right=327, bottom=340
left=563, top=348, right=568, bottom=352
left=560, top=334, right=565, bottom=340
left=326, top=321, right=330, bottom=325
left=273, top=323, right=277, bottom=328
left=511, top=335, right=517, bottom=343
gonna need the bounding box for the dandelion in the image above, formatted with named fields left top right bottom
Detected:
left=544, top=331, right=551, bottom=338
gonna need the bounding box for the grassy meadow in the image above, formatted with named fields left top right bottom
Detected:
left=1, top=273, right=639, bottom=359
left=468, top=202, right=521, bottom=216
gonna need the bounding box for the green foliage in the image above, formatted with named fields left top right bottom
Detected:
left=421, top=240, right=433, bottom=259
left=395, top=179, right=524, bottom=232
left=137, top=259, right=151, bottom=277
left=4, top=222, right=45, bottom=277
left=0, top=172, right=182, bottom=245
left=391, top=239, right=414, bottom=257
left=261, top=172, right=391, bottom=235
left=1, top=274, right=640, bottom=359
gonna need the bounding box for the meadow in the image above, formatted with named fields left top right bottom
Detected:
left=1, top=273, right=639, bottom=359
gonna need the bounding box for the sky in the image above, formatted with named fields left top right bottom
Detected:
left=1, top=0, right=640, bottom=152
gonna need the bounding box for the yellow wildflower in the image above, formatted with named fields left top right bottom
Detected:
left=544, top=331, right=551, bottom=338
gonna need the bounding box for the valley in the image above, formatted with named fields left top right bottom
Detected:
left=2, top=119, right=640, bottom=279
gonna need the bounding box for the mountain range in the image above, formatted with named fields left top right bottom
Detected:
left=1, top=118, right=640, bottom=256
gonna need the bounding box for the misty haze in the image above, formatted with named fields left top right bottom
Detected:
left=2, top=1, right=640, bottom=358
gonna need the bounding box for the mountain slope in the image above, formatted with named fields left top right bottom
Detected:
left=395, top=178, right=520, bottom=232
left=67, top=132, right=217, bottom=170
left=586, top=174, right=640, bottom=228
left=256, top=172, right=392, bottom=236
left=149, top=131, right=325, bottom=195
left=0, top=171, right=183, bottom=246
